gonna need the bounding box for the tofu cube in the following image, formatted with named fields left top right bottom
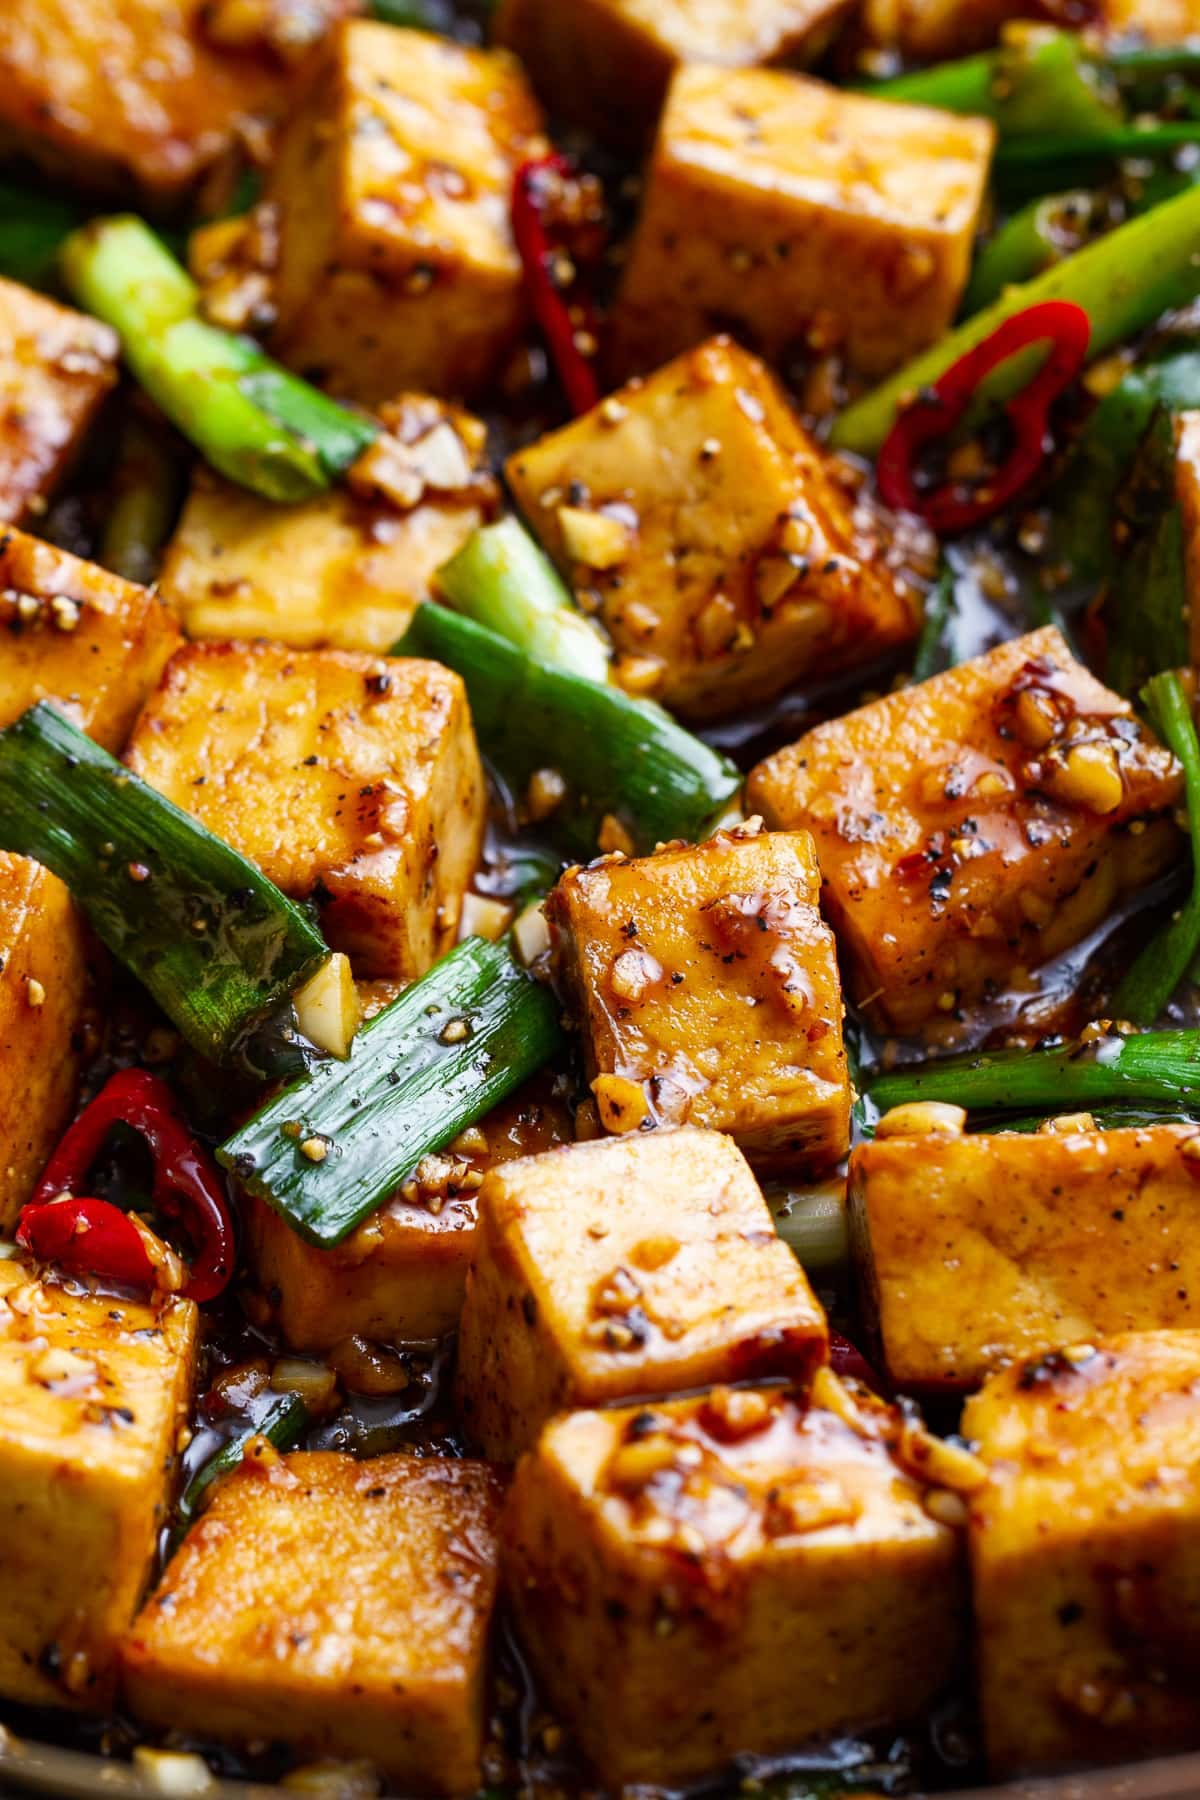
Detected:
left=504, top=1377, right=967, bottom=1786
left=851, top=1121, right=1200, bottom=1392
left=0, top=1261, right=196, bottom=1709
left=0, top=0, right=356, bottom=204
left=856, top=0, right=1029, bottom=56
left=964, top=1333, right=1200, bottom=1775
left=246, top=1073, right=573, bottom=1350
left=456, top=1127, right=828, bottom=1461
left=159, top=397, right=494, bottom=651
left=613, top=68, right=993, bottom=384
left=122, top=1451, right=503, bottom=1791
left=546, top=825, right=850, bottom=1176
left=124, top=641, right=486, bottom=980
left=0, top=854, right=93, bottom=1233
left=1096, top=0, right=1200, bottom=40
left=748, top=625, right=1183, bottom=1035
left=506, top=337, right=919, bottom=718
left=0, top=526, right=180, bottom=752
left=495, top=0, right=854, bottom=143
left=0, top=279, right=118, bottom=525
left=265, top=23, right=546, bottom=404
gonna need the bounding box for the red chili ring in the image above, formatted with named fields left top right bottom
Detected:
left=513, top=153, right=602, bottom=418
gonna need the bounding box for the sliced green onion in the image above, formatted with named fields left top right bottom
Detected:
left=767, top=1181, right=848, bottom=1273
left=435, top=517, right=610, bottom=683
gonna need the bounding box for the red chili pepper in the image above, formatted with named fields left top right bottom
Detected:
left=23, top=1068, right=235, bottom=1302
left=512, top=153, right=602, bottom=417
left=876, top=299, right=1091, bottom=535
left=829, top=1330, right=882, bottom=1392
left=17, top=1197, right=159, bottom=1290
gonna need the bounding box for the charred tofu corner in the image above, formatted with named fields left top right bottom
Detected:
left=546, top=821, right=851, bottom=1175
left=455, top=1126, right=828, bottom=1461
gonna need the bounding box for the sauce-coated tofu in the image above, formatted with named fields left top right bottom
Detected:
left=0, top=854, right=92, bottom=1233
left=495, top=0, right=854, bottom=143
left=852, top=1121, right=1200, bottom=1391
left=0, top=1261, right=196, bottom=1709
left=857, top=0, right=1029, bottom=56
left=247, top=1075, right=572, bottom=1350
left=748, top=626, right=1182, bottom=1034
left=122, top=1451, right=503, bottom=1790
left=0, top=279, right=117, bottom=525
left=456, top=1127, right=828, bottom=1461
left=266, top=23, right=545, bottom=403
left=964, top=1334, right=1200, bottom=1775
left=546, top=824, right=850, bottom=1175
left=504, top=1378, right=966, bottom=1786
left=159, top=398, right=493, bottom=651
left=124, top=641, right=486, bottom=980
left=0, top=0, right=356, bottom=203
left=0, top=526, right=180, bottom=752
left=506, top=338, right=918, bottom=718
left=1098, top=0, right=1200, bottom=39
left=613, top=68, right=994, bottom=382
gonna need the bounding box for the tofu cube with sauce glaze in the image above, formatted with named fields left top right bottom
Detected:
left=158, top=396, right=494, bottom=652
left=856, top=0, right=1031, bottom=56
left=1095, top=1, right=1200, bottom=41
left=264, top=22, right=546, bottom=403
left=0, top=854, right=93, bottom=1233
left=964, top=1333, right=1200, bottom=1775
left=506, top=337, right=919, bottom=718
left=504, top=1375, right=968, bottom=1787
left=747, top=626, right=1183, bottom=1035
left=546, top=825, right=851, bottom=1175
left=0, top=279, right=117, bottom=525
left=851, top=1121, right=1200, bottom=1391
left=0, top=1261, right=196, bottom=1710
left=455, top=1127, right=828, bottom=1461
left=494, top=0, right=855, bottom=143
left=122, top=1451, right=503, bottom=1791
left=612, top=68, right=994, bottom=383
left=124, top=641, right=485, bottom=981
left=0, top=526, right=180, bottom=752
left=245, top=1073, right=572, bottom=1350
left=0, top=0, right=357, bottom=204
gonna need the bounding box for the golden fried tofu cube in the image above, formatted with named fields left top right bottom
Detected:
left=0, top=526, right=180, bottom=752
left=456, top=1127, right=828, bottom=1461
left=246, top=1074, right=572, bottom=1350
left=852, top=1122, right=1200, bottom=1392
left=613, top=68, right=994, bottom=383
left=0, top=0, right=356, bottom=204
left=0, top=279, right=117, bottom=525
left=123, top=1451, right=503, bottom=1790
left=856, top=0, right=1029, bottom=56
left=495, top=0, right=854, bottom=143
left=0, top=855, right=93, bottom=1233
left=0, top=1261, right=196, bottom=1710
left=125, top=640, right=485, bottom=980
left=748, top=625, right=1183, bottom=1035
left=265, top=22, right=545, bottom=404
left=159, top=398, right=493, bottom=651
left=504, top=1378, right=966, bottom=1786
left=506, top=338, right=918, bottom=718
left=1096, top=0, right=1200, bottom=40
left=546, top=825, right=850, bottom=1176
left=964, top=1333, right=1200, bottom=1775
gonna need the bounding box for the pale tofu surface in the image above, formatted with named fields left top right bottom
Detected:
left=852, top=1123, right=1200, bottom=1390
left=267, top=23, right=545, bottom=401
left=246, top=1075, right=572, bottom=1350
left=0, top=279, right=117, bottom=525
left=506, top=338, right=918, bottom=717
left=456, top=1127, right=828, bottom=1459
left=0, top=1260, right=196, bottom=1709
left=964, top=1334, right=1200, bottom=1775
left=0, top=0, right=357, bottom=201
left=0, top=526, right=181, bottom=752
left=613, top=68, right=994, bottom=380
left=748, top=626, right=1183, bottom=1034
left=124, top=640, right=486, bottom=980
left=546, top=826, right=850, bottom=1174
left=504, top=1380, right=965, bottom=1786
left=122, top=1452, right=503, bottom=1791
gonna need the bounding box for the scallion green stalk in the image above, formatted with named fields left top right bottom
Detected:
left=435, top=517, right=610, bottom=683
left=868, top=1030, right=1200, bottom=1119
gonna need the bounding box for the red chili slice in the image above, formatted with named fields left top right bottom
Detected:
left=876, top=299, right=1091, bottom=535
left=512, top=153, right=602, bottom=417
left=23, top=1068, right=235, bottom=1302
